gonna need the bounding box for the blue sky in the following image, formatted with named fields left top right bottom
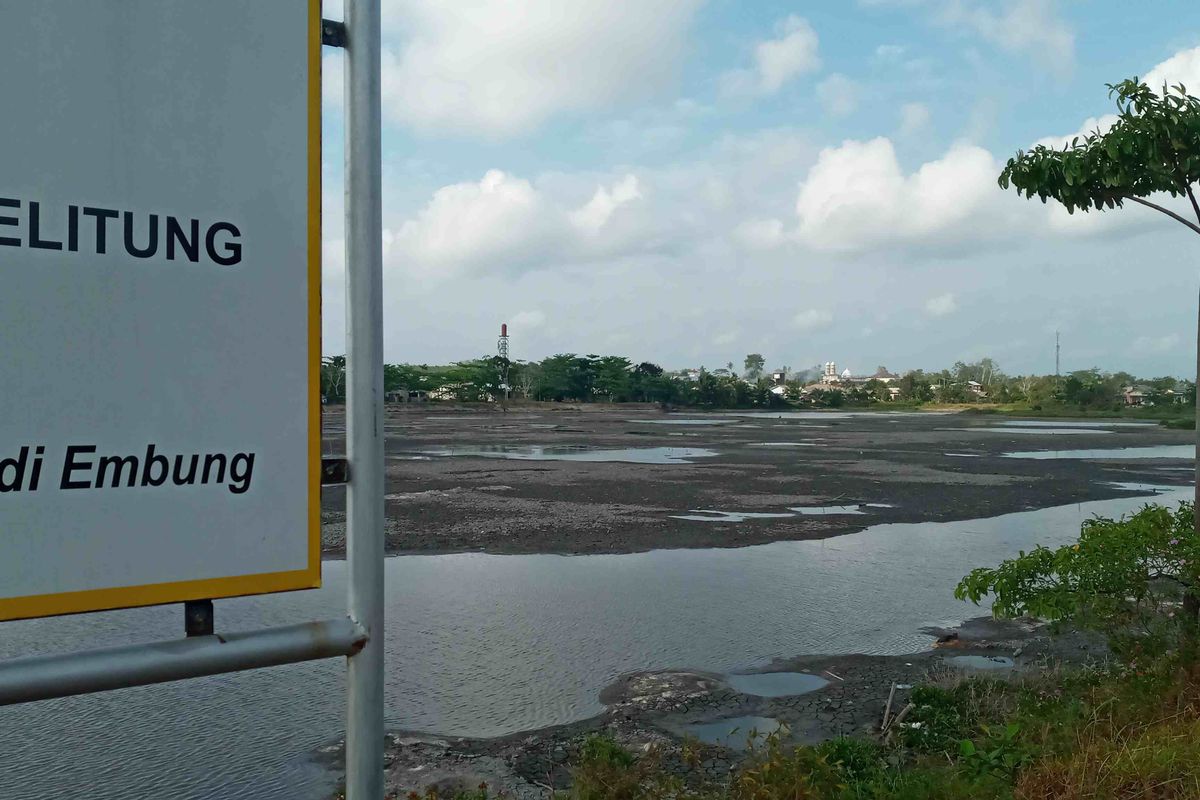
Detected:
left=321, top=1, right=1200, bottom=379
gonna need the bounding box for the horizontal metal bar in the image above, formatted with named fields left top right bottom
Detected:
left=0, top=617, right=366, bottom=706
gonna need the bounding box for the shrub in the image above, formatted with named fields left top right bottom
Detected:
left=955, top=502, right=1200, bottom=649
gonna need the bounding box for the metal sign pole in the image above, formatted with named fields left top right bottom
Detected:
left=343, top=0, right=385, bottom=798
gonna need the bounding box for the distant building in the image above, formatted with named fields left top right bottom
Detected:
left=1123, top=386, right=1149, bottom=406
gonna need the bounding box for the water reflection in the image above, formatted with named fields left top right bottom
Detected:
left=1003, top=445, right=1194, bottom=460
left=0, top=486, right=1187, bottom=800
left=418, top=445, right=718, bottom=464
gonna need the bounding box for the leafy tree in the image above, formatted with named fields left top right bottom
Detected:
left=999, top=77, right=1200, bottom=547
left=743, top=353, right=766, bottom=381
left=956, top=503, right=1200, bottom=643
left=321, top=355, right=346, bottom=402
left=594, top=356, right=633, bottom=401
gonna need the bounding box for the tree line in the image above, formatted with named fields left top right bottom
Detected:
left=320, top=353, right=1194, bottom=412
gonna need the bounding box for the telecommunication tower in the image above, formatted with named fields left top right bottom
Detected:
left=497, top=323, right=510, bottom=401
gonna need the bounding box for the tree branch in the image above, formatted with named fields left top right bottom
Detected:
left=1186, top=183, right=1200, bottom=227
left=1127, top=196, right=1200, bottom=235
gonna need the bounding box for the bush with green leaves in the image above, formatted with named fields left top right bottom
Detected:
left=955, top=502, right=1199, bottom=647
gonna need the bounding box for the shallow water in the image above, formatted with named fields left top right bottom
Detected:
left=792, top=505, right=868, bottom=516
left=962, top=427, right=1113, bottom=435
left=1003, top=445, right=1195, bottom=460
left=0, top=486, right=1188, bottom=800
left=994, top=420, right=1155, bottom=428
left=418, top=445, right=718, bottom=464
left=950, top=655, right=1015, bottom=671
left=727, top=672, right=829, bottom=697
left=751, top=442, right=819, bottom=447
left=670, top=510, right=796, bottom=522
left=684, top=716, right=786, bottom=749
left=628, top=418, right=734, bottom=426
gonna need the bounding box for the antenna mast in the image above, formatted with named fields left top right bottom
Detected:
left=497, top=323, right=510, bottom=403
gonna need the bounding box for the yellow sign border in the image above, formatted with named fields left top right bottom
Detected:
left=0, top=0, right=324, bottom=623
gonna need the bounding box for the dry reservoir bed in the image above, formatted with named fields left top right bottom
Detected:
left=319, top=404, right=1194, bottom=556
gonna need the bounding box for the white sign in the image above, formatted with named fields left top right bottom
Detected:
left=0, top=1, right=321, bottom=621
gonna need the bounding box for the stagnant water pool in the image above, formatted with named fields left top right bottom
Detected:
left=0, top=486, right=1188, bottom=800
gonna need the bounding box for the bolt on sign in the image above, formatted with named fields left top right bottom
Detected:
left=0, top=1, right=322, bottom=621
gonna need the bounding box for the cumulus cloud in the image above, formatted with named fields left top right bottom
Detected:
left=1144, top=46, right=1200, bottom=92
left=793, top=309, right=834, bottom=331
left=723, top=15, right=821, bottom=96
left=794, top=138, right=1004, bottom=252
left=817, top=74, right=860, bottom=118
left=924, top=293, right=957, bottom=317
left=379, top=0, right=701, bottom=136
left=388, top=170, right=651, bottom=279
left=389, top=170, right=567, bottom=277
left=570, top=175, right=642, bottom=234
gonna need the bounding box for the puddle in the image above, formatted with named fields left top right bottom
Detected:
left=1108, top=482, right=1168, bottom=493
left=418, top=445, right=718, bottom=464
left=995, top=420, right=1155, bottom=428
left=751, top=442, right=819, bottom=447
left=628, top=418, right=734, bottom=426
left=951, top=655, right=1014, bottom=671
left=1003, top=445, right=1195, bottom=460
left=727, top=672, right=829, bottom=697
left=958, top=427, right=1113, bottom=435
left=673, top=504, right=886, bottom=521
left=790, top=505, right=867, bottom=516
left=684, top=716, right=788, bottom=750
left=671, top=511, right=795, bottom=522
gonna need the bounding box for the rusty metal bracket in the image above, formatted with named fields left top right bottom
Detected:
left=321, top=19, right=347, bottom=48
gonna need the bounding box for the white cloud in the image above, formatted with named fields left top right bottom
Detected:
left=379, top=0, right=701, bottom=136
left=924, top=293, right=957, bottom=317
left=1033, top=115, right=1119, bottom=150
left=388, top=170, right=658, bottom=280
left=510, top=310, right=547, bottom=330
left=817, top=74, right=860, bottom=118
left=389, top=170, right=569, bottom=278
left=570, top=175, right=642, bottom=234
left=865, top=0, right=1074, bottom=78
left=794, top=138, right=1004, bottom=252
left=723, top=15, right=821, bottom=96
left=793, top=309, right=834, bottom=331
left=898, top=102, right=931, bottom=136
left=756, top=16, right=821, bottom=92
left=939, top=0, right=1075, bottom=79
left=1144, top=45, right=1200, bottom=92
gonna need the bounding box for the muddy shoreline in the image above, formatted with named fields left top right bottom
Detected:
left=319, top=616, right=1107, bottom=798
left=319, top=404, right=1192, bottom=557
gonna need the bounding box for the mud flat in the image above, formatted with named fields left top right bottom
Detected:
left=319, top=404, right=1193, bottom=556
left=319, top=617, right=1107, bottom=799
